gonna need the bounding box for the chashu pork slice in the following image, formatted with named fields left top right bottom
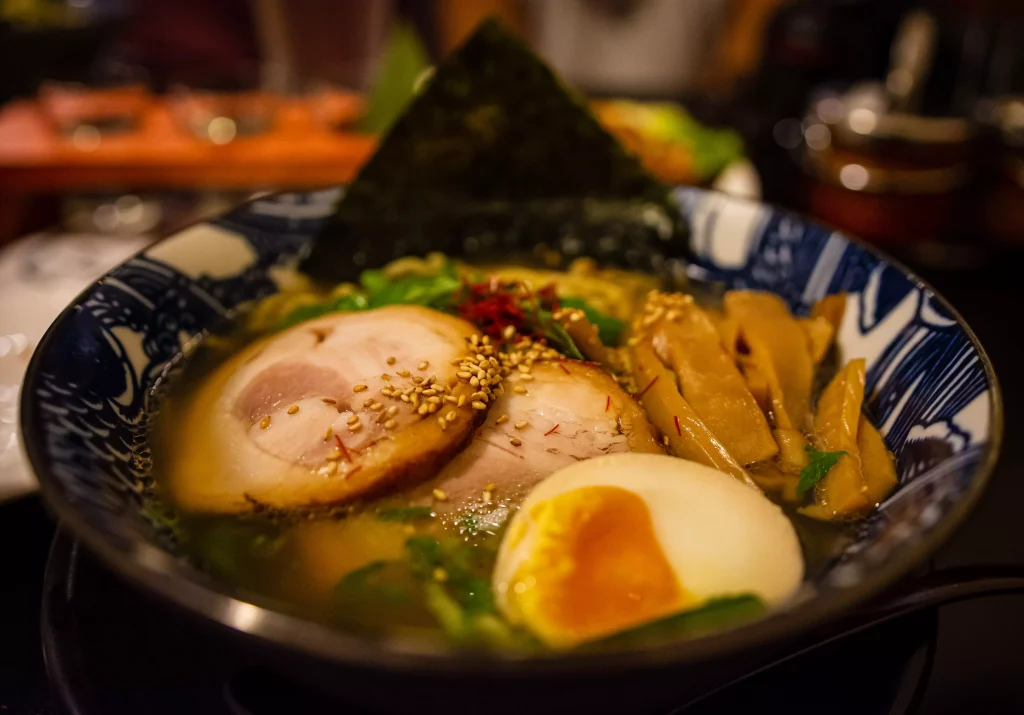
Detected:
left=414, top=361, right=664, bottom=530
left=166, top=306, right=490, bottom=513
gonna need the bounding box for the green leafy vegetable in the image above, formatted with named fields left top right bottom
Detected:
left=278, top=292, right=369, bottom=330
left=459, top=512, right=481, bottom=535
left=355, top=22, right=431, bottom=135
left=536, top=309, right=585, bottom=359
left=360, top=262, right=460, bottom=309
left=376, top=506, right=434, bottom=522
left=559, top=296, right=626, bottom=344
left=590, top=595, right=765, bottom=649
left=798, top=445, right=848, bottom=497
left=333, top=560, right=410, bottom=608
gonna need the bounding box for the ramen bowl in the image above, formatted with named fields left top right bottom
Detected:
left=21, top=188, right=1001, bottom=713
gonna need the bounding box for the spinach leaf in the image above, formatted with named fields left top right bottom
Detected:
left=360, top=262, right=460, bottom=309
left=591, top=595, right=765, bottom=649
left=559, top=296, right=626, bottom=344
left=798, top=446, right=848, bottom=497
left=376, top=506, right=434, bottom=522
left=278, top=292, right=369, bottom=330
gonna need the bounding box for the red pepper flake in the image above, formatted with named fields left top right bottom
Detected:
left=673, top=415, right=681, bottom=436
left=605, top=395, right=611, bottom=412
left=544, top=423, right=560, bottom=436
left=455, top=280, right=526, bottom=339
left=345, top=465, right=363, bottom=479
left=636, top=376, right=659, bottom=400
left=558, top=363, right=571, bottom=375
left=334, top=434, right=351, bottom=463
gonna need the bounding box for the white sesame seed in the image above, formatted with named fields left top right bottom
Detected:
left=495, top=415, right=508, bottom=425
left=387, top=356, right=397, bottom=365
left=384, top=419, right=397, bottom=430
left=287, top=405, right=300, bottom=415
left=353, top=384, right=368, bottom=393
left=259, top=416, right=271, bottom=429
left=418, top=361, right=429, bottom=371
left=514, top=420, right=529, bottom=430
left=513, top=386, right=527, bottom=394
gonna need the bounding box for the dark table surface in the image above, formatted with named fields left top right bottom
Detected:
left=2, top=254, right=1024, bottom=715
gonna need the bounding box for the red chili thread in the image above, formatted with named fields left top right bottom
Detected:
left=544, top=423, right=560, bottom=436
left=346, top=465, right=363, bottom=479
left=637, top=376, right=659, bottom=399
left=334, top=434, right=351, bottom=462
left=558, top=363, right=571, bottom=375
left=673, top=415, right=681, bottom=436
left=605, top=395, right=611, bottom=412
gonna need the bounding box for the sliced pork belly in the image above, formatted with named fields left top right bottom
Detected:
left=414, top=361, right=664, bottom=530
left=167, top=306, right=488, bottom=513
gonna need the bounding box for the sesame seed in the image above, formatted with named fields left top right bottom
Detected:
left=418, top=361, right=429, bottom=370
left=363, top=397, right=375, bottom=407
left=496, top=415, right=508, bottom=425
left=346, top=414, right=360, bottom=426
left=458, top=395, right=466, bottom=407
left=412, top=376, right=425, bottom=385
left=482, top=491, right=492, bottom=504
left=326, top=449, right=341, bottom=461
left=400, top=394, right=410, bottom=403
left=370, top=403, right=385, bottom=412
left=381, top=373, right=391, bottom=381
left=433, top=567, right=448, bottom=582
left=381, top=387, right=393, bottom=396
left=323, top=427, right=333, bottom=440
left=503, top=325, right=516, bottom=339
left=470, top=377, right=480, bottom=387
left=444, top=395, right=458, bottom=404
left=428, top=403, right=439, bottom=414
left=321, top=397, right=337, bottom=405
left=287, top=405, right=300, bottom=415
left=471, top=401, right=487, bottom=410
left=397, top=369, right=411, bottom=377
left=418, top=404, right=430, bottom=415
left=510, top=437, right=522, bottom=447
left=438, top=416, right=448, bottom=431
left=485, top=483, right=496, bottom=491
left=514, top=420, right=529, bottom=430
left=513, top=386, right=527, bottom=394
left=427, top=396, right=441, bottom=404
left=259, top=416, right=271, bottom=429
left=387, top=356, right=396, bottom=365
left=445, top=410, right=457, bottom=422
left=422, top=389, right=437, bottom=396
left=457, top=371, right=472, bottom=379
left=520, top=374, right=534, bottom=382
left=384, top=419, right=397, bottom=430
left=518, top=364, right=531, bottom=373
left=348, top=423, right=362, bottom=432
left=386, top=406, right=399, bottom=416
left=326, top=461, right=339, bottom=476
left=471, top=335, right=480, bottom=346
left=433, top=488, right=447, bottom=501
left=628, top=336, right=641, bottom=346
left=353, top=384, right=368, bottom=393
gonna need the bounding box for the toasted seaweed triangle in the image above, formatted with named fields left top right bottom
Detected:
left=302, top=18, right=688, bottom=282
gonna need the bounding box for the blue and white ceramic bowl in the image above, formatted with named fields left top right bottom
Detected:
left=21, top=188, right=1001, bottom=677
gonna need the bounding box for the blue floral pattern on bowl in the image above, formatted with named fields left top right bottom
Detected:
left=21, top=188, right=1000, bottom=644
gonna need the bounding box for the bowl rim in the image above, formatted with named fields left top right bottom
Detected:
left=20, top=188, right=1004, bottom=676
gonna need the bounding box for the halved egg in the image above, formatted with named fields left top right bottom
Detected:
left=491, top=453, right=804, bottom=649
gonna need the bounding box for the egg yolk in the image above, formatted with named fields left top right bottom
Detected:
left=507, top=485, right=688, bottom=647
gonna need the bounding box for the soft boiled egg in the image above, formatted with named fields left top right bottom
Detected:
left=491, top=453, right=804, bottom=649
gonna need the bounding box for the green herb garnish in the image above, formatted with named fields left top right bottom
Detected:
left=537, top=309, right=585, bottom=359
left=360, top=263, right=460, bottom=309
left=376, top=506, right=434, bottom=522
left=333, top=560, right=409, bottom=606
left=559, top=296, right=626, bottom=344
left=591, top=594, right=765, bottom=649
left=459, top=512, right=481, bottom=535
left=797, top=445, right=848, bottom=497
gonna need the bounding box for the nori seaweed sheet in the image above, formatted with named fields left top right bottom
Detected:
left=302, top=19, right=688, bottom=282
